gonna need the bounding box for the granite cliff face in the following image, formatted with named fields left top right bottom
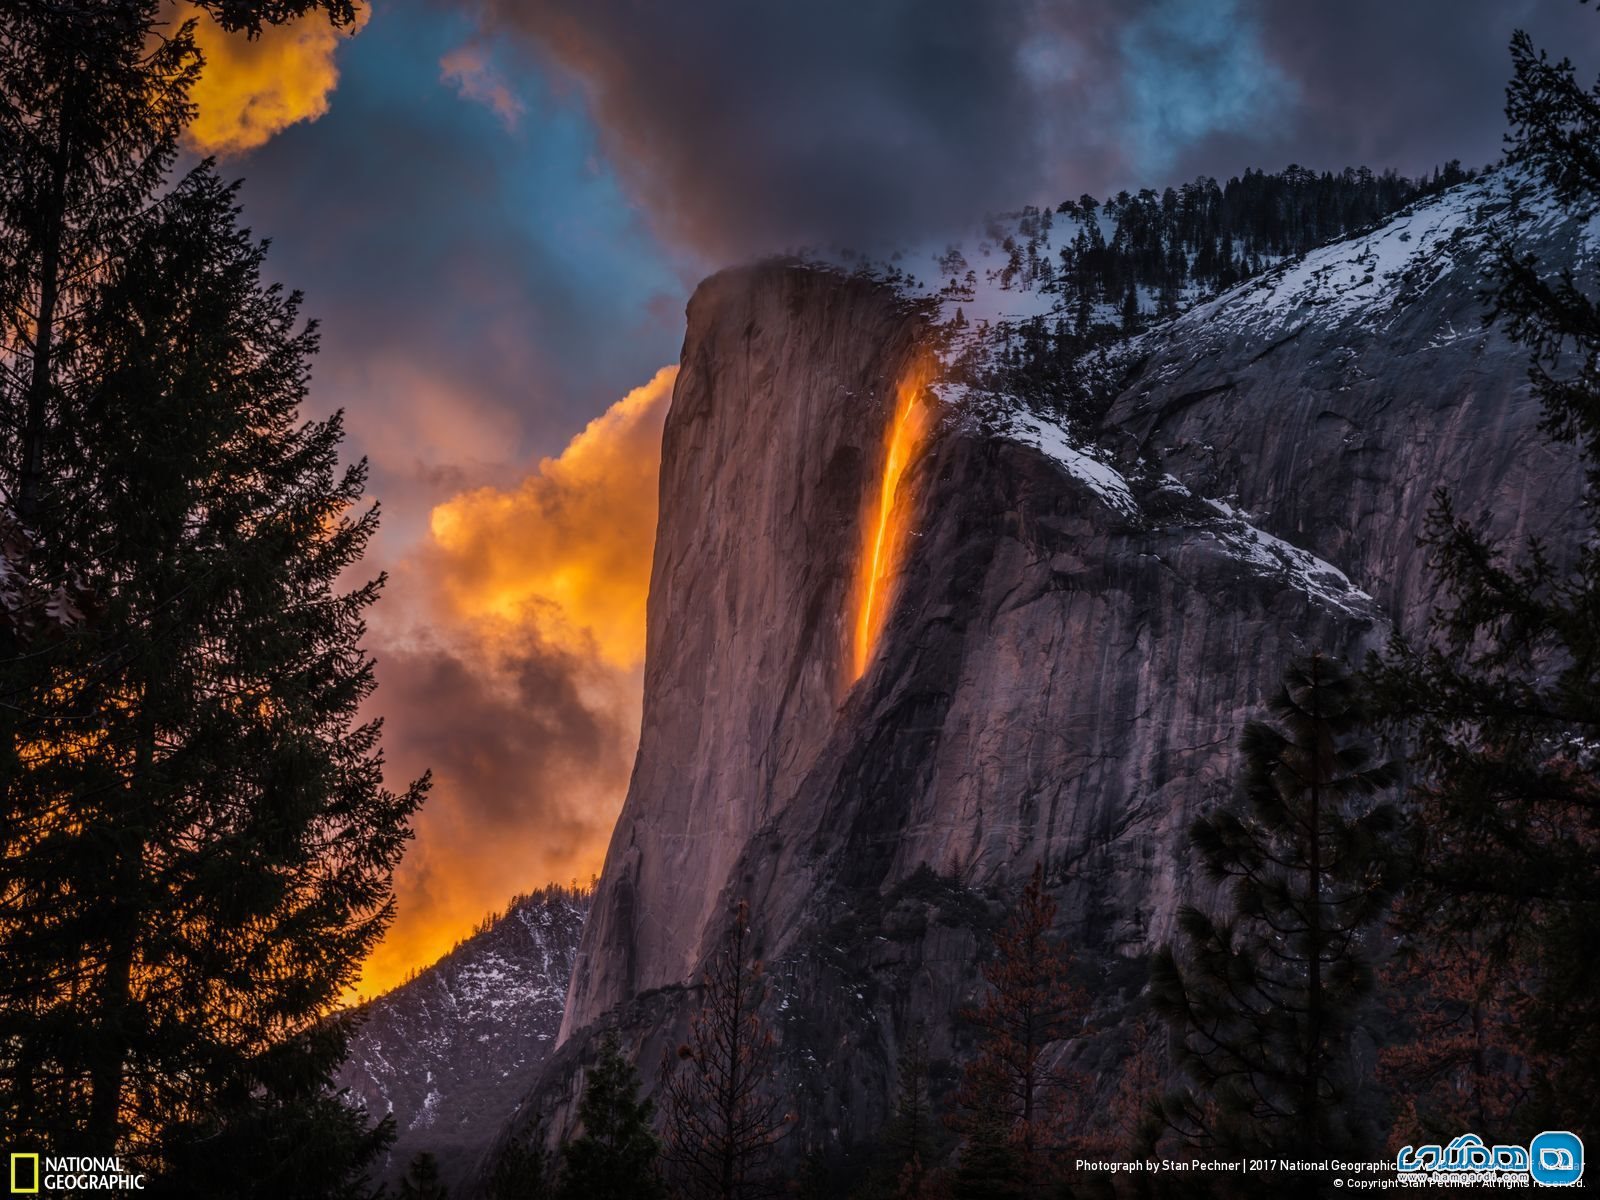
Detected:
left=503, top=175, right=1591, bottom=1176
left=558, top=266, right=929, bottom=1044
left=339, top=887, right=588, bottom=1193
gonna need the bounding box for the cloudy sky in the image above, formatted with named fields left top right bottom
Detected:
left=178, top=0, right=1598, bottom=994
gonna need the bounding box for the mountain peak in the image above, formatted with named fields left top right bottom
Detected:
left=338, top=885, right=591, bottom=1193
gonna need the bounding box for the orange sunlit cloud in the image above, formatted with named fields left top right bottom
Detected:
left=428, top=364, right=676, bottom=670
left=179, top=1, right=366, bottom=156
left=350, top=365, right=678, bottom=999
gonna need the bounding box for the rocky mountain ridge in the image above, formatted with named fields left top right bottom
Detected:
left=337, top=886, right=589, bottom=1193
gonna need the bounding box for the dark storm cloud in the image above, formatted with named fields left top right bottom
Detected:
left=462, top=0, right=1086, bottom=256
left=1225, top=1, right=1600, bottom=181
left=463, top=0, right=1600, bottom=260
left=378, top=633, right=633, bottom=833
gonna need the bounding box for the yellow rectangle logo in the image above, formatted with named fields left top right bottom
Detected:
left=9, top=1153, right=39, bottom=1194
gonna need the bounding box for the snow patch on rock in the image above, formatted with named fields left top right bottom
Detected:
left=1002, top=410, right=1140, bottom=517
left=1200, top=496, right=1376, bottom=615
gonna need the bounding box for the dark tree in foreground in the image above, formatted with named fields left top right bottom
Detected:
left=1152, top=654, right=1402, bottom=1156
left=487, top=1124, right=555, bottom=1200
left=398, top=1153, right=449, bottom=1200
left=190, top=0, right=359, bottom=37
left=662, top=900, right=790, bottom=1200
left=950, top=1101, right=1024, bottom=1200
left=558, top=1033, right=664, bottom=1200
left=862, top=1031, right=944, bottom=1200
left=951, top=863, right=1086, bottom=1195
left=157, top=1020, right=393, bottom=1200
left=1079, top=1015, right=1162, bottom=1161
left=0, top=4, right=422, bottom=1187
left=1370, top=19, right=1600, bottom=1129
left=1377, top=915, right=1539, bottom=1150
left=0, top=0, right=196, bottom=533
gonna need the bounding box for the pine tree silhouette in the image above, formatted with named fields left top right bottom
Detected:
left=0, top=7, right=422, bottom=1189
left=662, top=900, right=790, bottom=1199
left=399, top=1153, right=449, bottom=1200
left=1151, top=653, right=1401, bottom=1157
left=558, top=1032, right=665, bottom=1200
left=951, top=864, right=1086, bottom=1195
left=864, top=1030, right=945, bottom=1199
left=487, top=1123, right=556, bottom=1200
left=1370, top=18, right=1600, bottom=1127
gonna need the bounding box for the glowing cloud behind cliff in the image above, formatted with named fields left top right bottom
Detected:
left=181, top=1, right=364, bottom=156
left=426, top=364, right=675, bottom=670
left=350, top=365, right=676, bottom=998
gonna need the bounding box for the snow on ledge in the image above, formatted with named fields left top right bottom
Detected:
left=994, top=413, right=1373, bottom=617
left=1002, top=410, right=1140, bottom=517
left=1201, top=496, right=1375, bottom=614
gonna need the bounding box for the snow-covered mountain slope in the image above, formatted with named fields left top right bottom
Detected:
left=1106, top=168, right=1597, bottom=638
left=924, top=169, right=1597, bottom=628
left=338, top=886, right=589, bottom=1193
left=817, top=167, right=1485, bottom=332
left=1142, top=170, right=1596, bottom=367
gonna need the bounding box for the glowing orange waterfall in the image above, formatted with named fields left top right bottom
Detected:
left=852, top=359, right=934, bottom=681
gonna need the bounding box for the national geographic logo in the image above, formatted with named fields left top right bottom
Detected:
left=9, top=1154, right=145, bottom=1192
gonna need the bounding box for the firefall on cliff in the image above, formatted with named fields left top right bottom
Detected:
left=852, top=359, right=934, bottom=681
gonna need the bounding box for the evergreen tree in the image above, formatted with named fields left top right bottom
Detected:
left=949, top=1098, right=1024, bottom=1200
left=155, top=1027, right=394, bottom=1199
left=862, top=1031, right=944, bottom=1200
left=0, top=3, right=423, bottom=1184
left=885, top=1033, right=934, bottom=1196
left=950, top=864, right=1085, bottom=1194
left=1369, top=19, right=1600, bottom=1128
left=1078, top=1015, right=1162, bottom=1161
left=1377, top=916, right=1538, bottom=1150
left=1119, top=284, right=1140, bottom=332
left=558, top=1032, right=665, bottom=1200
left=487, top=1125, right=555, bottom=1200
left=398, top=1153, right=449, bottom=1200
left=1151, top=653, right=1402, bottom=1157
left=795, top=1150, right=876, bottom=1200
left=662, top=899, right=790, bottom=1200
left=189, top=0, right=358, bottom=37
left=0, top=0, right=357, bottom=535
left=0, top=0, right=197, bottom=533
